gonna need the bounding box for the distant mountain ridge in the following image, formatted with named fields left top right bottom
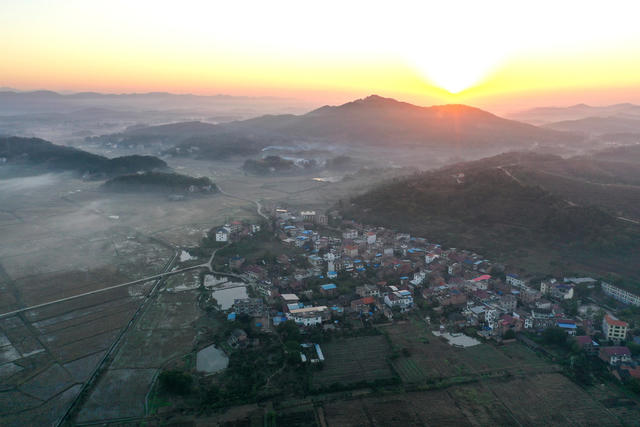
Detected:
left=102, top=95, right=580, bottom=159
left=214, top=94, right=576, bottom=147
left=544, top=116, right=640, bottom=135
left=0, top=90, right=307, bottom=116
left=508, top=103, right=640, bottom=125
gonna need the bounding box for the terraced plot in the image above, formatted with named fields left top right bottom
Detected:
left=313, top=335, right=393, bottom=388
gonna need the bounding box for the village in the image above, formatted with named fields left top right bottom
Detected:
left=203, top=206, right=640, bottom=386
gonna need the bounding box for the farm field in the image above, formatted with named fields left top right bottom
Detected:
left=312, top=335, right=394, bottom=388
left=381, top=320, right=560, bottom=385
left=77, top=287, right=204, bottom=423
left=321, top=373, right=623, bottom=426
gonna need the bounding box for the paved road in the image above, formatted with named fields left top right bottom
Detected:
left=0, top=263, right=208, bottom=320
left=496, top=164, right=640, bottom=226
left=60, top=250, right=180, bottom=426
left=217, top=184, right=269, bottom=221
left=0, top=184, right=266, bottom=320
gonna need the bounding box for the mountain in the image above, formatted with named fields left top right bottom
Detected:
left=342, top=151, right=640, bottom=280
left=102, top=171, right=217, bottom=194
left=544, top=116, right=640, bottom=135
left=0, top=136, right=167, bottom=177
left=214, top=95, right=578, bottom=148
left=0, top=90, right=309, bottom=116
left=508, top=103, right=640, bottom=125
left=102, top=95, right=581, bottom=160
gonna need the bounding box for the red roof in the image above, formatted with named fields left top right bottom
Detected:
left=472, top=274, right=491, bottom=282
left=605, top=315, right=628, bottom=327
left=600, top=346, right=631, bottom=357
left=575, top=335, right=593, bottom=346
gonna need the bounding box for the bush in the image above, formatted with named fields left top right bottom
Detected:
left=158, top=370, right=193, bottom=395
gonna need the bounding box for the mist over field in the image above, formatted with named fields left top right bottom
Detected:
left=3, top=1, right=640, bottom=424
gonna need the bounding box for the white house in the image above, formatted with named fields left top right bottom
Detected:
left=215, top=228, right=229, bottom=242
left=366, top=232, right=377, bottom=245
left=384, top=290, right=413, bottom=311
left=425, top=253, right=439, bottom=264
left=601, top=282, right=640, bottom=306
left=342, top=229, right=358, bottom=239
left=506, top=274, right=526, bottom=288
left=287, top=306, right=329, bottom=326
left=410, top=271, right=427, bottom=286
left=602, top=314, right=629, bottom=343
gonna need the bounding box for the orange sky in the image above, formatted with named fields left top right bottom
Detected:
left=3, top=1, right=640, bottom=114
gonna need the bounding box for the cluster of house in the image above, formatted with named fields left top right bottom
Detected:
left=214, top=221, right=261, bottom=244
left=216, top=207, right=639, bottom=377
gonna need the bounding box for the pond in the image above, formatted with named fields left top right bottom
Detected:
left=196, top=344, right=229, bottom=374
left=433, top=331, right=481, bottom=348
left=203, top=274, right=248, bottom=310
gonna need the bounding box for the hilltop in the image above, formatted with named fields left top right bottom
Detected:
left=92, top=95, right=581, bottom=160
left=342, top=151, right=640, bottom=279
left=102, top=172, right=217, bottom=194
left=0, top=136, right=167, bottom=177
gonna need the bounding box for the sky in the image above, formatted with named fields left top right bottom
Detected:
left=2, top=0, right=640, bottom=113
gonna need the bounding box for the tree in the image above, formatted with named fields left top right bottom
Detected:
left=158, top=370, right=193, bottom=395
left=543, top=327, right=568, bottom=346
left=503, top=329, right=516, bottom=339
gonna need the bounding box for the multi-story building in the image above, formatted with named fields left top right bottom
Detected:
left=342, top=229, right=358, bottom=239
left=506, top=274, right=526, bottom=288
left=602, top=314, right=629, bottom=343
left=601, top=282, right=640, bottom=306
left=233, top=298, right=264, bottom=317
left=287, top=306, right=330, bottom=326
left=384, top=290, right=413, bottom=311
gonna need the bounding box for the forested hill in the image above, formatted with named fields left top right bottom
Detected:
left=342, top=152, right=640, bottom=280
left=102, top=171, right=217, bottom=194
left=0, top=136, right=167, bottom=177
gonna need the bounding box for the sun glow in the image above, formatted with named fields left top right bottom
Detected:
left=406, top=40, right=507, bottom=94
left=3, top=0, right=640, bottom=108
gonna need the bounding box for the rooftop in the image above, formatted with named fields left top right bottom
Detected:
left=605, top=314, right=629, bottom=328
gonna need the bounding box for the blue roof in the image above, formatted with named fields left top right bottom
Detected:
left=400, top=276, right=409, bottom=280
left=357, top=267, right=366, bottom=271
left=321, top=283, right=337, bottom=290
left=557, top=323, right=577, bottom=329
left=227, top=312, right=236, bottom=320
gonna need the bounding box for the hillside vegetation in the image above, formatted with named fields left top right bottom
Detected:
left=0, top=136, right=167, bottom=177
left=102, top=172, right=217, bottom=194
left=343, top=152, right=640, bottom=281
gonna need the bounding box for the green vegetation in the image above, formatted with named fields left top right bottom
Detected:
left=102, top=171, right=217, bottom=193
left=158, top=370, right=193, bottom=395
left=171, top=133, right=269, bottom=160
left=343, top=152, right=640, bottom=281
left=0, top=136, right=167, bottom=177
left=243, top=155, right=304, bottom=175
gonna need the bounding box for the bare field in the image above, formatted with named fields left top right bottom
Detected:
left=322, top=373, right=622, bottom=426
left=77, top=288, right=205, bottom=423
left=313, top=335, right=393, bottom=388
left=381, top=321, right=557, bottom=383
